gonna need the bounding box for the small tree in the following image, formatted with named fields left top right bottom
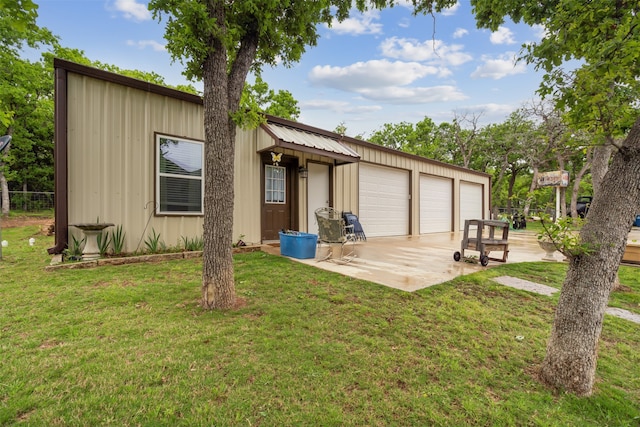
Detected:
left=471, top=0, right=640, bottom=395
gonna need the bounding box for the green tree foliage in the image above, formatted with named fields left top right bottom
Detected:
left=241, top=76, right=300, bottom=121
left=431, top=112, right=486, bottom=169
left=0, top=0, right=57, bottom=216
left=481, top=110, right=538, bottom=213
left=369, top=117, right=449, bottom=160
left=2, top=58, right=54, bottom=192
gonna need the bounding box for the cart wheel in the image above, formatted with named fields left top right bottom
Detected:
left=453, top=251, right=461, bottom=262
left=480, top=255, right=489, bottom=266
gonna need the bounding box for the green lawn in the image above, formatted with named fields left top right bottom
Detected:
left=1, top=225, right=639, bottom=426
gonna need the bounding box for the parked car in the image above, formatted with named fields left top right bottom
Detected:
left=572, top=196, right=592, bottom=218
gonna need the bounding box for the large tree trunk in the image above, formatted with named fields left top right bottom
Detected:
left=591, top=139, right=621, bottom=290
left=0, top=142, right=9, bottom=218
left=0, top=170, right=8, bottom=218
left=539, top=115, right=640, bottom=396
left=523, top=168, right=539, bottom=218
left=201, top=45, right=237, bottom=310
left=200, top=3, right=236, bottom=310
left=569, top=147, right=592, bottom=218
left=200, top=4, right=258, bottom=310
left=591, top=143, right=612, bottom=195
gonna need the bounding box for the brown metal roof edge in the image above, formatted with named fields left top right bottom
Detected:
left=48, top=66, right=69, bottom=254
left=264, top=114, right=492, bottom=179
left=53, top=58, right=203, bottom=105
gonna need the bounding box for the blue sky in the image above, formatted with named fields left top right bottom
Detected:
left=34, top=0, right=546, bottom=137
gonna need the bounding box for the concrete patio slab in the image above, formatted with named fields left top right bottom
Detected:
left=263, top=227, right=640, bottom=293
left=263, top=228, right=548, bottom=292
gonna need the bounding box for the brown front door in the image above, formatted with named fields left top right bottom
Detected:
left=261, top=155, right=298, bottom=240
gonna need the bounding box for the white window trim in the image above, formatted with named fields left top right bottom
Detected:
left=156, top=133, right=204, bottom=215
left=265, top=164, right=286, bottom=204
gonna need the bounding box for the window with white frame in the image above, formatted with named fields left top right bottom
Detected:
left=156, top=134, right=204, bottom=214
left=265, top=165, right=286, bottom=203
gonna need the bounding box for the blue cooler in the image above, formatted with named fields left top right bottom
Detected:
left=279, top=231, right=318, bottom=259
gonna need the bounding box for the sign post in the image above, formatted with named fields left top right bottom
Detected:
left=537, top=170, right=569, bottom=221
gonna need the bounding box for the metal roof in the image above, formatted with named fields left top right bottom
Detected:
left=264, top=122, right=360, bottom=163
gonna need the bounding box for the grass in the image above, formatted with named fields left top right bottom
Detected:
left=1, top=225, right=639, bottom=426
left=5, top=209, right=54, bottom=219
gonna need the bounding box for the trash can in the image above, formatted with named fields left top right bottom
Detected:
left=279, top=231, right=318, bottom=259
left=634, top=215, right=640, bottom=227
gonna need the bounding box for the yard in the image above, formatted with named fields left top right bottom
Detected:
left=1, top=223, right=639, bottom=425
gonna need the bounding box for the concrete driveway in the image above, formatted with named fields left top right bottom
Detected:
left=265, top=228, right=550, bottom=292
left=266, top=227, right=640, bottom=292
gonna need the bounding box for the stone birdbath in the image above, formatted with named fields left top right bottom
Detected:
left=70, top=223, right=114, bottom=260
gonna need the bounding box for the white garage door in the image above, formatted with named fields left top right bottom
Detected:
left=359, top=163, right=409, bottom=237
left=420, top=175, right=452, bottom=233
left=459, top=181, right=484, bottom=230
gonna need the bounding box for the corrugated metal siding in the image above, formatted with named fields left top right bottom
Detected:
left=67, top=74, right=263, bottom=250
left=339, top=140, right=490, bottom=236
left=232, top=127, right=261, bottom=243
left=265, top=123, right=360, bottom=159
left=66, top=70, right=490, bottom=246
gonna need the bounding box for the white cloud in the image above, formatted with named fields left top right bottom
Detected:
left=126, top=39, right=166, bottom=52
left=453, top=28, right=468, bottom=39
left=380, top=37, right=472, bottom=67
left=441, top=2, right=460, bottom=16
left=357, top=85, right=467, bottom=104
left=113, top=0, right=151, bottom=22
left=471, top=53, right=527, bottom=79
left=396, top=0, right=459, bottom=16
left=490, top=26, right=516, bottom=45
left=468, top=103, right=516, bottom=116
left=395, top=0, right=414, bottom=8
left=308, top=59, right=467, bottom=104
left=326, top=10, right=383, bottom=35
left=398, top=18, right=411, bottom=28
left=301, top=100, right=382, bottom=114
left=532, top=24, right=548, bottom=40
left=309, top=60, right=441, bottom=90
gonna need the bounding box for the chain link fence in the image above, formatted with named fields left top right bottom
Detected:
left=1, top=191, right=54, bottom=212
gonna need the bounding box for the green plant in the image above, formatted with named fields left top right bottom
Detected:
left=96, top=231, right=111, bottom=257
left=63, top=234, right=85, bottom=262
left=144, top=228, right=165, bottom=254
left=181, top=235, right=203, bottom=251
left=110, top=225, right=126, bottom=255
left=538, top=215, right=593, bottom=258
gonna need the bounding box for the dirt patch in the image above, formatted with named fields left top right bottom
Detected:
left=2, top=216, right=54, bottom=234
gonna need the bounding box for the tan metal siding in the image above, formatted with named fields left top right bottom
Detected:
left=232, top=127, right=261, bottom=244
left=67, top=74, right=263, bottom=250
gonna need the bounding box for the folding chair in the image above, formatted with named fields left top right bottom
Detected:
left=342, top=211, right=366, bottom=241
left=314, top=207, right=356, bottom=263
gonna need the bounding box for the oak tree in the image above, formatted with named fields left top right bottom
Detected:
left=148, top=0, right=457, bottom=310
left=471, top=0, right=640, bottom=395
